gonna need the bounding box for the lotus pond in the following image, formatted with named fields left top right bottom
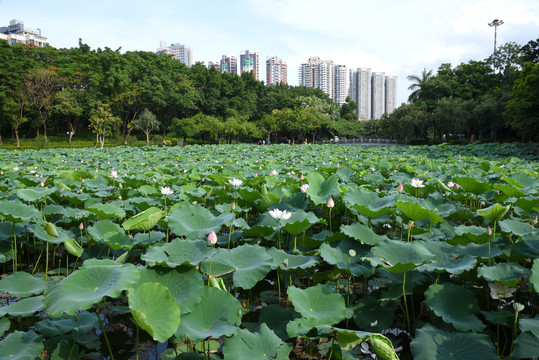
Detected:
left=0, top=143, right=537, bottom=360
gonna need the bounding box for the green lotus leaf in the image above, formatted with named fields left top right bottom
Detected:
left=499, top=219, right=532, bottom=236
left=453, top=176, right=492, bottom=195
left=343, top=188, right=395, bottom=218
left=135, top=267, right=204, bottom=315
left=139, top=184, right=159, bottom=196
left=258, top=305, right=297, bottom=341
left=480, top=309, right=514, bottom=327
left=419, top=241, right=477, bottom=275
left=424, top=283, right=485, bottom=332
left=532, top=259, right=539, bottom=293
left=476, top=203, right=510, bottom=223
left=127, top=196, right=161, bottom=211
left=168, top=203, right=234, bottom=240
left=64, top=238, right=83, bottom=258
left=514, top=197, right=539, bottom=213
left=36, top=312, right=99, bottom=337
left=86, top=202, right=126, bottom=220
left=505, top=173, right=539, bottom=193
left=142, top=239, right=216, bottom=267
left=511, top=331, right=539, bottom=359
left=282, top=209, right=322, bottom=235
left=340, top=221, right=389, bottom=245
left=223, top=323, right=293, bottom=360
left=369, top=333, right=400, bottom=360
left=411, top=324, right=497, bottom=360
left=319, top=239, right=373, bottom=277
left=43, top=261, right=139, bottom=316
left=287, top=284, right=352, bottom=324
left=133, top=230, right=166, bottom=246
left=305, top=172, right=338, bottom=205
left=353, top=295, right=399, bottom=333
left=123, top=206, right=166, bottom=232
left=28, top=220, right=71, bottom=245
left=0, top=272, right=48, bottom=298
left=0, top=330, right=43, bottom=360
left=87, top=220, right=133, bottom=250
left=200, top=244, right=272, bottom=289
left=493, top=184, right=526, bottom=198
left=449, top=225, right=489, bottom=245
left=175, top=286, right=241, bottom=341
left=267, top=248, right=320, bottom=271
left=477, top=262, right=530, bottom=287
left=0, top=199, right=41, bottom=223
left=395, top=200, right=443, bottom=223
left=519, top=316, right=539, bottom=336
left=0, top=317, right=10, bottom=337
left=16, top=186, right=55, bottom=202
left=0, top=295, right=44, bottom=317
left=128, top=282, right=181, bottom=343
left=369, top=240, right=435, bottom=273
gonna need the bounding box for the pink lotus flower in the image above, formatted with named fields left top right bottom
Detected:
left=300, top=184, right=309, bottom=193
left=40, top=181, right=45, bottom=187
left=300, top=174, right=304, bottom=180
left=270, top=169, right=278, bottom=176
left=397, top=183, right=404, bottom=192
left=207, top=230, right=218, bottom=245
left=327, top=197, right=335, bottom=208
left=487, top=226, right=492, bottom=236
left=110, top=170, right=118, bottom=178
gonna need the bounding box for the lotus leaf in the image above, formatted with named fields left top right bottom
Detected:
left=477, top=262, right=529, bottom=287
left=419, top=241, right=477, bottom=275
left=86, top=202, right=126, bottom=220
left=343, top=188, right=395, bottom=218
left=36, top=312, right=99, bottom=337
left=453, top=176, right=491, bottom=195
left=0, top=295, right=44, bottom=317
left=0, top=317, right=9, bottom=337
left=287, top=284, right=352, bottom=325
left=258, top=305, right=298, bottom=341
left=305, top=172, right=338, bottom=205
left=476, top=203, right=510, bottom=223
left=128, top=282, right=181, bottom=343
left=267, top=247, right=320, bottom=271
left=340, top=222, right=389, bottom=245
left=319, top=239, right=372, bottom=277
left=175, top=286, right=241, bottom=341
left=0, top=271, right=48, bottom=298
left=168, top=203, right=234, bottom=240
left=532, top=259, right=539, bottom=293
left=369, top=239, right=435, bottom=273
left=499, top=218, right=532, bottom=236
left=0, top=199, right=41, bottom=222
left=511, top=331, right=539, bottom=359
left=424, top=283, right=485, bottom=332
left=281, top=209, right=322, bottom=235
left=16, top=186, right=55, bottom=202
left=43, top=261, right=139, bottom=316
left=395, top=200, right=443, bottom=223
left=0, top=330, right=43, bottom=360
left=64, top=238, right=83, bottom=258
left=200, top=244, right=272, bottom=289
left=222, top=323, right=293, bottom=360
left=122, top=206, right=166, bottom=232
left=353, top=295, right=399, bottom=333
left=142, top=239, right=216, bottom=267
left=87, top=220, right=133, bottom=250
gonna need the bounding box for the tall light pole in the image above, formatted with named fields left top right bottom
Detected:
left=488, top=19, right=504, bottom=54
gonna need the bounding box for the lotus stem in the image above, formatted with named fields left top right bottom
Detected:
left=228, top=225, right=234, bottom=249
left=403, top=272, right=411, bottom=337
left=277, top=269, right=281, bottom=305
left=96, top=307, right=115, bottom=360
left=136, top=324, right=139, bottom=360
left=328, top=208, right=332, bottom=232
left=45, top=235, right=49, bottom=282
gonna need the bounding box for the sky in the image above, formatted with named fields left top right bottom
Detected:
left=1, top=0, right=538, bottom=105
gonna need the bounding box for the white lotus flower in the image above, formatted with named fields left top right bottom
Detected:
left=489, top=282, right=516, bottom=300
left=269, top=208, right=292, bottom=221
left=160, top=186, right=174, bottom=196
left=270, top=169, right=278, bottom=176
left=300, top=184, right=309, bottom=193
left=229, top=178, right=243, bottom=187
left=110, top=170, right=118, bottom=178
left=410, top=178, right=425, bottom=188
left=447, top=181, right=455, bottom=188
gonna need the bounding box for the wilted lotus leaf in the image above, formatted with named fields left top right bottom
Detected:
left=43, top=260, right=139, bottom=316
left=0, top=272, right=48, bottom=298
left=175, top=286, right=241, bottom=341
left=411, top=324, right=497, bottom=360
left=128, top=282, right=181, bottom=343
left=222, top=323, right=293, bottom=360
left=424, top=283, right=485, bottom=332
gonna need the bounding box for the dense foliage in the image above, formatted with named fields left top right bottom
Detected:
left=0, top=143, right=537, bottom=359
left=0, top=39, right=361, bottom=147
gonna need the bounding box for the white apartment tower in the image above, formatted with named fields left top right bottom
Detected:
left=349, top=68, right=372, bottom=120
left=157, top=41, right=194, bottom=67
left=298, top=57, right=347, bottom=104
left=266, top=56, right=288, bottom=85
left=384, top=76, right=398, bottom=115
left=371, top=72, right=386, bottom=120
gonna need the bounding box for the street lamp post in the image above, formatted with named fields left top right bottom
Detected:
left=488, top=19, right=504, bottom=54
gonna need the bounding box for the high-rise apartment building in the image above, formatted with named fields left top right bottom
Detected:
left=0, top=19, right=48, bottom=47
left=207, top=61, right=221, bottom=72
left=240, top=50, right=259, bottom=80
left=220, top=55, right=237, bottom=75
left=298, top=57, right=347, bottom=105
left=349, top=68, right=372, bottom=120
left=384, top=76, right=398, bottom=115
left=371, top=72, right=386, bottom=120
left=156, top=41, right=194, bottom=67
left=266, top=56, right=287, bottom=85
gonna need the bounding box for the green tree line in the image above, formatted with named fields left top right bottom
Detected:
left=0, top=39, right=359, bottom=147
left=372, top=38, right=539, bottom=143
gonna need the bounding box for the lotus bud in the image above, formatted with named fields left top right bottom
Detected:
left=79, top=222, right=84, bottom=230
left=254, top=172, right=258, bottom=178
left=300, top=174, right=304, bottom=180
left=208, top=230, right=218, bottom=245
left=231, top=201, right=236, bottom=211
left=487, top=226, right=492, bottom=236
left=397, top=183, right=404, bottom=192
left=533, top=215, right=538, bottom=225
left=40, top=181, right=45, bottom=187
left=45, top=222, right=59, bottom=237
left=327, top=197, right=335, bottom=208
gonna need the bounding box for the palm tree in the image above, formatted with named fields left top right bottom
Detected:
left=407, top=68, right=433, bottom=103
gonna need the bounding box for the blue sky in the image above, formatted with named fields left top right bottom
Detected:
left=1, top=0, right=538, bottom=105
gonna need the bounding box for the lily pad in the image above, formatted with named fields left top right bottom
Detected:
left=223, top=323, right=293, bottom=360
left=128, top=282, right=181, bottom=343
left=0, top=272, right=48, bottom=298
left=369, top=240, right=435, bottom=273
left=87, top=220, right=133, bottom=250
left=343, top=188, right=395, bottom=218
left=395, top=200, right=443, bottom=223
left=0, top=330, right=43, bottom=360
left=340, top=222, right=389, bottom=245
left=142, top=239, right=216, bottom=267
left=287, top=284, right=352, bottom=325
left=0, top=295, right=45, bottom=317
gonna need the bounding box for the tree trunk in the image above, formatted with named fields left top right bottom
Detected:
left=146, top=132, right=150, bottom=146
left=15, top=129, right=19, bottom=148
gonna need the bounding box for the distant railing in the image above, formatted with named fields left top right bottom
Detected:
left=319, top=137, right=402, bottom=146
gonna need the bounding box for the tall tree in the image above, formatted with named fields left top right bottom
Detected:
left=88, top=102, right=121, bottom=148
left=407, top=68, right=433, bottom=102
left=134, top=108, right=160, bottom=145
